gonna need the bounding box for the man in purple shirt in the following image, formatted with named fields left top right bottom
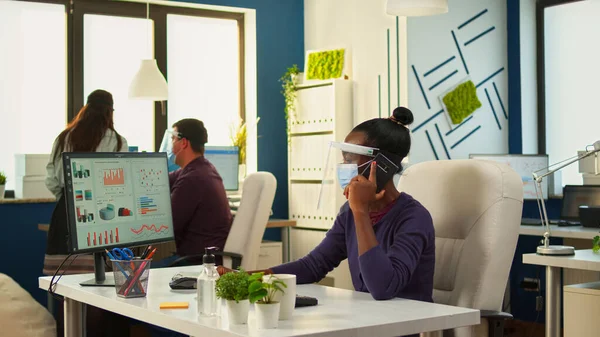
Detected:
left=163, top=118, right=232, bottom=265
left=219, top=107, right=435, bottom=306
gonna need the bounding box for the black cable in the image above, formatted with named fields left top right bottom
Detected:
left=48, top=253, right=78, bottom=301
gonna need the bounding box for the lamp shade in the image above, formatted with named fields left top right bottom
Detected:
left=129, top=59, right=168, bottom=101
left=386, top=0, right=448, bottom=16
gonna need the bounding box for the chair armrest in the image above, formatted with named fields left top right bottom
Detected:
left=480, top=310, right=512, bottom=337
left=213, top=251, right=243, bottom=270
left=168, top=255, right=204, bottom=267
left=480, top=310, right=513, bottom=320
left=167, top=251, right=244, bottom=269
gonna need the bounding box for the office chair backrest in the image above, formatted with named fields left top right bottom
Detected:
left=397, top=160, right=522, bottom=317
left=222, top=172, right=277, bottom=270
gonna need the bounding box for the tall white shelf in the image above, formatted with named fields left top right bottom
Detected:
left=288, top=78, right=354, bottom=290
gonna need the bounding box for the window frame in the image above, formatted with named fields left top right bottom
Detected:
left=535, top=0, right=584, bottom=154
left=7, top=0, right=247, bottom=194
left=71, top=0, right=245, bottom=151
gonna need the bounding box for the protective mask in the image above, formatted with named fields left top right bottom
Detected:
left=336, top=164, right=358, bottom=189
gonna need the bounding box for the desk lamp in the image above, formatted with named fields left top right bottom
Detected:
left=533, top=141, right=600, bottom=255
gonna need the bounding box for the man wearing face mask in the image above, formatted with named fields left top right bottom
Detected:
left=160, top=118, right=232, bottom=266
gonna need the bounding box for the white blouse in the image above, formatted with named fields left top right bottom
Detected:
left=45, top=129, right=128, bottom=198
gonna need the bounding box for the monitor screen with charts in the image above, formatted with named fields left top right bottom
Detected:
left=204, top=146, right=239, bottom=191
left=469, top=154, right=549, bottom=200
left=62, top=152, right=174, bottom=254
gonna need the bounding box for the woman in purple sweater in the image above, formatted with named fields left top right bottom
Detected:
left=221, top=107, right=435, bottom=302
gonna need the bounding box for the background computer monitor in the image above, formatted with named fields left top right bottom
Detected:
left=469, top=154, right=549, bottom=200
left=62, top=152, right=174, bottom=285
left=204, top=146, right=240, bottom=191
left=561, top=185, right=600, bottom=220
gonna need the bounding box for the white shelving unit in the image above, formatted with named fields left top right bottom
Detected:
left=288, top=79, right=353, bottom=230
left=287, top=78, right=354, bottom=290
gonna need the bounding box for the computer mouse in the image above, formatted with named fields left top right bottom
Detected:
left=169, top=277, right=197, bottom=290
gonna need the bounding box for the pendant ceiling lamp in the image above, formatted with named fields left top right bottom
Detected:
left=129, top=2, right=168, bottom=101
left=386, top=0, right=449, bottom=16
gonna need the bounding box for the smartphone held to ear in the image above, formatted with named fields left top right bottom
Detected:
left=359, top=153, right=399, bottom=192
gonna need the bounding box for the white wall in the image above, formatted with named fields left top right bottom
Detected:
left=304, top=0, right=408, bottom=125
left=305, top=0, right=510, bottom=165
left=520, top=0, right=538, bottom=154
left=407, top=0, right=508, bottom=163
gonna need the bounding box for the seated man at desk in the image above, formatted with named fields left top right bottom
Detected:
left=219, top=107, right=436, bottom=303
left=157, top=118, right=233, bottom=267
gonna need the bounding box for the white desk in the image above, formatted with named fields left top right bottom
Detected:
left=523, top=249, right=600, bottom=337
left=40, top=266, right=480, bottom=337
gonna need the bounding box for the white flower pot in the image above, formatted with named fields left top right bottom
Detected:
left=255, top=302, right=280, bottom=329
left=0, top=185, right=4, bottom=200
left=226, top=299, right=249, bottom=325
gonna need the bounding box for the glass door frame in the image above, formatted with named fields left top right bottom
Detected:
left=72, top=0, right=245, bottom=151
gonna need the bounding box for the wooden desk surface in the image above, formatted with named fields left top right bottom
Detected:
left=38, top=219, right=296, bottom=232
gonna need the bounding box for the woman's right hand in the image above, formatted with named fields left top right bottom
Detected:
left=217, top=265, right=233, bottom=276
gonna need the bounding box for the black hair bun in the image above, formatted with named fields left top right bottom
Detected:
left=392, top=107, right=414, bottom=126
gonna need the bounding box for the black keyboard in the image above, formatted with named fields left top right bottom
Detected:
left=557, top=220, right=580, bottom=227
left=521, top=218, right=543, bottom=226
left=295, top=295, right=318, bottom=307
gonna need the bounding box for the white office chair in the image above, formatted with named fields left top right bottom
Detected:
left=0, top=273, right=56, bottom=337
left=397, top=160, right=523, bottom=337
left=170, top=172, right=277, bottom=270
left=220, top=171, right=277, bottom=270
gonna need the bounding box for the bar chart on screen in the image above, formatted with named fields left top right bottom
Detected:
left=85, top=228, right=119, bottom=247
left=103, top=168, right=125, bottom=185
left=137, top=196, right=159, bottom=215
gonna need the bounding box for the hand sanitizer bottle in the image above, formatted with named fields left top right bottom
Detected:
left=197, top=247, right=220, bottom=316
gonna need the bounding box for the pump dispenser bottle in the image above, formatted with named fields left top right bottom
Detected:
left=197, top=247, right=219, bottom=316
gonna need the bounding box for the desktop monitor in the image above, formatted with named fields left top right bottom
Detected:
left=204, top=146, right=240, bottom=191
left=469, top=154, right=549, bottom=200
left=62, top=152, right=174, bottom=286
left=561, top=185, right=600, bottom=221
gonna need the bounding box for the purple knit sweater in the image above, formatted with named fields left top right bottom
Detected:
left=271, top=192, right=435, bottom=302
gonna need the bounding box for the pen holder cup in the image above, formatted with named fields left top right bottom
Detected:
left=111, top=259, right=152, bottom=298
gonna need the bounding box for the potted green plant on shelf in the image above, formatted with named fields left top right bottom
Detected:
left=0, top=171, right=6, bottom=200
left=230, top=117, right=260, bottom=184
left=249, top=272, right=287, bottom=329
left=593, top=236, right=600, bottom=253
left=279, top=64, right=299, bottom=141
left=215, top=269, right=252, bottom=325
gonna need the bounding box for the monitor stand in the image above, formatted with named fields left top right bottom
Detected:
left=80, top=252, right=115, bottom=287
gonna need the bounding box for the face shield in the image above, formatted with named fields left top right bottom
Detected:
left=159, top=129, right=181, bottom=172
left=317, top=141, right=379, bottom=210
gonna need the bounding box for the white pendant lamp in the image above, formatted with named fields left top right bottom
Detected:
left=129, top=59, right=168, bottom=100
left=129, top=1, right=168, bottom=101
left=386, top=0, right=448, bottom=16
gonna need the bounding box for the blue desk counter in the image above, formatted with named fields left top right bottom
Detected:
left=0, top=198, right=55, bottom=307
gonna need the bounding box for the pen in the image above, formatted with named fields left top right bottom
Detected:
left=146, top=248, right=157, bottom=260
left=141, top=245, right=152, bottom=259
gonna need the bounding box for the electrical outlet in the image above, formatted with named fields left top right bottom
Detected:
left=536, top=296, right=544, bottom=311
left=521, top=277, right=540, bottom=292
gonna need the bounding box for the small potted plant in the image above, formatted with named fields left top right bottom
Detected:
left=248, top=272, right=287, bottom=329
left=279, top=64, right=299, bottom=141
left=593, top=235, right=600, bottom=253
left=215, top=269, right=251, bottom=325
left=0, top=171, right=6, bottom=200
